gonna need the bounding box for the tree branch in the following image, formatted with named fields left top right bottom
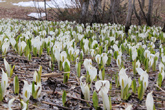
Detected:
left=138, top=0, right=147, bottom=22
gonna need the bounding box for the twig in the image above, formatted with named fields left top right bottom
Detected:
left=42, top=101, right=71, bottom=110
left=154, top=84, right=165, bottom=93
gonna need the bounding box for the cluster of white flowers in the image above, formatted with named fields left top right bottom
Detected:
left=0, top=18, right=164, bottom=110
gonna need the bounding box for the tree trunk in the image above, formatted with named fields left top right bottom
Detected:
left=91, top=0, right=102, bottom=23
left=133, top=0, right=141, bottom=25
left=81, top=0, right=89, bottom=24
left=147, top=0, right=153, bottom=26
left=125, top=0, right=133, bottom=35
left=44, top=0, right=47, bottom=20
left=139, top=0, right=145, bottom=19
left=111, top=0, right=120, bottom=23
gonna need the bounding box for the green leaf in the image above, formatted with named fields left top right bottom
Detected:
left=38, top=65, right=42, bottom=82
left=132, top=79, right=136, bottom=94
left=32, top=81, right=35, bottom=98
left=123, top=84, right=129, bottom=100
left=109, top=96, right=112, bottom=110
left=77, top=62, right=81, bottom=78
left=10, top=65, right=15, bottom=77
left=138, top=81, right=144, bottom=101
left=0, top=84, right=3, bottom=101
left=157, top=73, right=162, bottom=88
left=62, top=90, right=67, bottom=106
left=14, top=76, right=19, bottom=94
left=92, top=91, right=98, bottom=109
left=102, top=68, right=105, bottom=80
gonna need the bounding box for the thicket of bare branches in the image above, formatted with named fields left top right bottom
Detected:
left=33, top=0, right=165, bottom=27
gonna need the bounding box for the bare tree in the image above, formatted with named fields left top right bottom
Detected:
left=91, top=0, right=102, bottom=24
left=133, top=0, right=141, bottom=25
left=147, top=0, right=153, bottom=26
left=138, top=0, right=153, bottom=26
left=44, top=0, right=47, bottom=20
left=110, top=0, right=120, bottom=23
left=80, top=0, right=90, bottom=24
left=139, top=0, right=145, bottom=19
left=125, top=0, right=133, bottom=35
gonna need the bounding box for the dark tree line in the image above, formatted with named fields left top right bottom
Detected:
left=34, top=0, right=165, bottom=32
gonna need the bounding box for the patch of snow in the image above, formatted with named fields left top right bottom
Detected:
left=12, top=0, right=77, bottom=8
left=0, top=0, right=5, bottom=3
left=28, top=12, right=46, bottom=19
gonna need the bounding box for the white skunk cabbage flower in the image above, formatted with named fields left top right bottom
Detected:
left=54, top=49, right=60, bottom=62
left=113, top=44, right=119, bottom=52
left=84, top=44, right=89, bottom=54
left=144, top=50, right=150, bottom=58
left=62, top=59, right=70, bottom=69
left=136, top=68, right=149, bottom=91
left=132, top=46, right=137, bottom=61
left=119, top=68, right=132, bottom=90
left=149, top=54, right=154, bottom=67
left=116, top=55, right=122, bottom=68
left=83, top=59, right=92, bottom=72
left=9, top=38, right=16, bottom=47
left=1, top=69, right=8, bottom=97
left=92, top=40, right=98, bottom=48
left=162, top=55, right=165, bottom=63
left=136, top=60, right=141, bottom=68
left=4, top=58, right=11, bottom=77
left=35, top=82, right=42, bottom=98
left=60, top=51, right=67, bottom=62
left=95, top=80, right=110, bottom=110
left=18, top=41, right=27, bottom=53
left=21, top=100, right=27, bottom=110
left=8, top=98, right=15, bottom=110
left=68, top=47, right=74, bottom=55
left=88, top=66, right=97, bottom=82
left=33, top=71, right=38, bottom=83
left=99, top=70, right=102, bottom=80
left=22, top=80, right=31, bottom=102
left=95, top=54, right=101, bottom=64
left=74, top=49, right=80, bottom=57
left=90, top=49, right=96, bottom=58
left=80, top=76, right=90, bottom=101
left=159, top=62, right=164, bottom=73
left=101, top=53, right=108, bottom=66
left=2, top=41, right=10, bottom=54
left=146, top=91, right=154, bottom=110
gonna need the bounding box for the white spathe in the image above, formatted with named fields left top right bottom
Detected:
left=4, top=58, right=11, bottom=77
left=2, top=41, right=10, bottom=54
left=8, top=98, right=15, bottom=110
left=80, top=76, right=90, bottom=101
left=95, top=80, right=110, bottom=110
left=83, top=59, right=92, bottom=72
left=21, top=100, right=27, bottom=110
left=1, top=69, right=8, bottom=97
left=62, top=59, right=70, bottom=69
left=136, top=68, right=149, bottom=90
left=119, top=68, right=132, bottom=89
left=95, top=54, right=101, bottom=64
left=101, top=53, right=108, bottom=66
left=146, top=91, right=154, bottom=110
left=88, top=66, right=97, bottom=82
left=22, top=80, right=31, bottom=102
